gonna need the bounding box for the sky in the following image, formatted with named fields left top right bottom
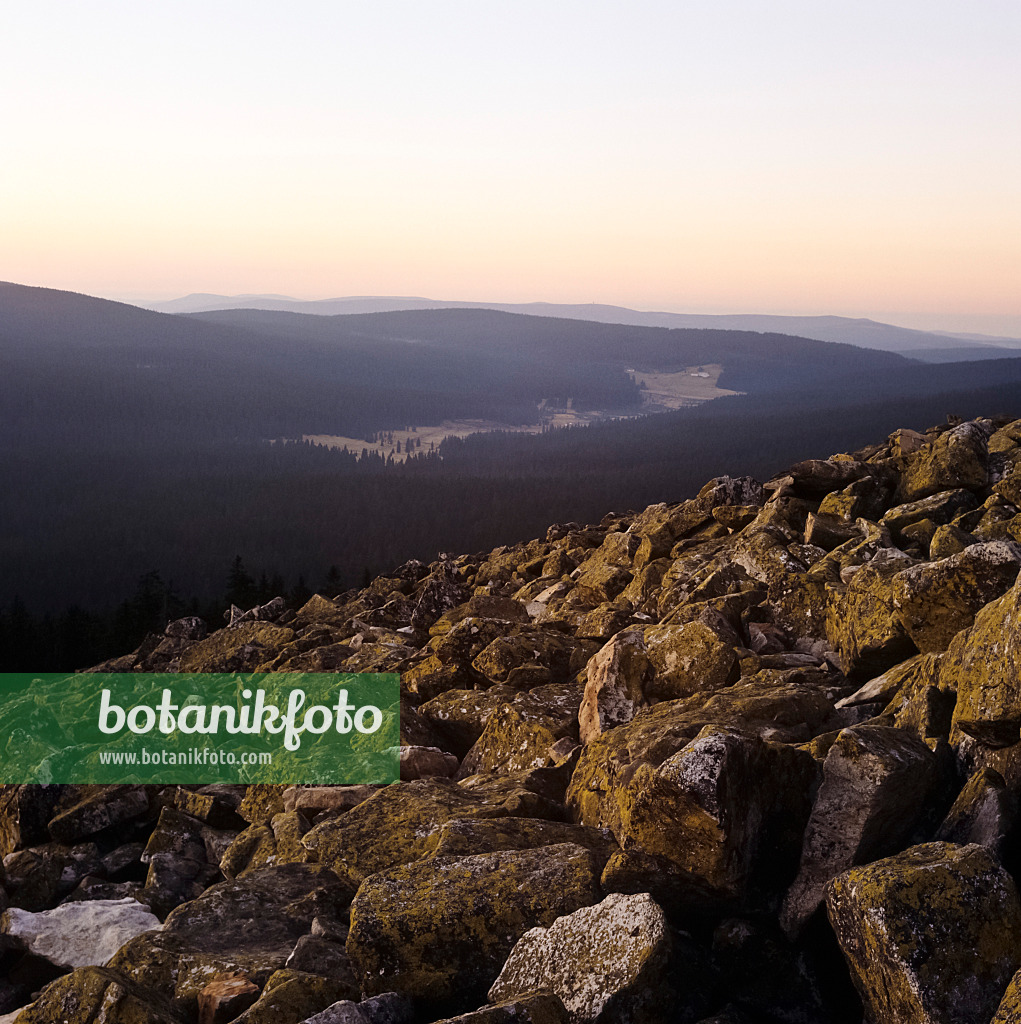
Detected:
left=1, top=1, right=1018, bottom=334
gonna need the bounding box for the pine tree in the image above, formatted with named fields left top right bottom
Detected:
left=225, top=556, right=257, bottom=610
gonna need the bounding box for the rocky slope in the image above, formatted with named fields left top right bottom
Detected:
left=4, top=415, right=1021, bottom=1023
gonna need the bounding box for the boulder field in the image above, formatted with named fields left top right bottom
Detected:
left=4, top=415, right=1021, bottom=1022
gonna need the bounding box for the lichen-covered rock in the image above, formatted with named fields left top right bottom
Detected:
left=890, top=540, right=1021, bottom=652
left=402, top=654, right=472, bottom=702
left=488, top=892, right=675, bottom=1024
left=285, top=934, right=356, bottom=982
left=108, top=864, right=349, bottom=1014
left=433, top=618, right=527, bottom=667
left=882, top=489, right=981, bottom=541
left=578, top=630, right=651, bottom=743
left=640, top=621, right=739, bottom=700
left=282, top=786, right=378, bottom=819
left=826, top=549, right=919, bottom=677
left=455, top=684, right=584, bottom=779
left=141, top=806, right=236, bottom=916
left=457, top=766, right=572, bottom=820
left=897, top=420, right=991, bottom=502
left=936, top=768, right=1017, bottom=856
left=238, top=784, right=287, bottom=825
left=419, top=687, right=518, bottom=757
left=294, top=595, right=352, bottom=628
left=2, top=844, right=65, bottom=911
left=948, top=576, right=1021, bottom=747
left=568, top=670, right=843, bottom=833
left=826, top=842, right=1021, bottom=1024
left=0, top=786, right=62, bottom=857
left=992, top=968, right=1021, bottom=1024
left=346, top=843, right=600, bottom=1010
left=432, top=994, right=569, bottom=1024
left=428, top=816, right=618, bottom=870
left=171, top=786, right=245, bottom=829
left=471, top=631, right=577, bottom=689
left=178, top=621, right=295, bottom=672
left=48, top=786, right=151, bottom=844
left=11, top=966, right=187, bottom=1023
left=834, top=653, right=938, bottom=713
left=399, top=745, right=460, bottom=780
left=299, top=991, right=413, bottom=1024
left=228, top=969, right=360, bottom=1024
left=781, top=725, right=939, bottom=937
left=301, top=779, right=499, bottom=887
left=611, top=727, right=817, bottom=907
left=930, top=522, right=977, bottom=559
left=220, top=811, right=315, bottom=879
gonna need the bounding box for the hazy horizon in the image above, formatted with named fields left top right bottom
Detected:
left=2, top=2, right=1017, bottom=334
left=96, top=287, right=1021, bottom=339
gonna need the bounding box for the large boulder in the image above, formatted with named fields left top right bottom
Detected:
left=9, top=966, right=187, bottom=1023
left=219, top=811, right=316, bottom=879
left=456, top=684, right=583, bottom=778
left=108, top=864, right=350, bottom=1015
left=641, top=622, right=739, bottom=700
left=0, top=786, right=62, bottom=857
left=2, top=897, right=160, bottom=969
left=47, top=786, right=151, bottom=845
left=488, top=892, right=676, bottom=1024
left=301, top=992, right=414, bottom=1024
left=780, top=725, right=939, bottom=937
left=428, top=816, right=618, bottom=870
left=301, top=779, right=500, bottom=887
left=178, top=621, right=295, bottom=672
left=992, top=969, right=1021, bottom=1024
left=568, top=670, right=843, bottom=833
left=890, top=540, right=1021, bottom=653
left=897, top=420, right=991, bottom=502
left=826, top=843, right=1021, bottom=1024
left=936, top=768, right=1017, bottom=857
left=346, top=843, right=600, bottom=1011
left=418, top=687, right=519, bottom=758
left=881, top=489, right=981, bottom=541
left=471, top=631, right=577, bottom=689
left=826, top=549, right=919, bottom=677
left=610, top=727, right=817, bottom=908
left=578, top=631, right=651, bottom=744
left=949, top=576, right=1021, bottom=747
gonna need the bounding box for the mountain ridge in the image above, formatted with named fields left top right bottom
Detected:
left=141, top=290, right=1021, bottom=358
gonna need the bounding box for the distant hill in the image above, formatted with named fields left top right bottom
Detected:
left=0, top=282, right=917, bottom=452
left=144, top=292, right=1021, bottom=359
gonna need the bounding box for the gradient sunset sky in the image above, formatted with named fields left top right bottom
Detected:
left=2, top=1, right=1018, bottom=334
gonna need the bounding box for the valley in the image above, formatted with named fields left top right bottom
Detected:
left=304, top=365, right=738, bottom=462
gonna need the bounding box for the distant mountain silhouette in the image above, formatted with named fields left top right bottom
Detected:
left=143, top=293, right=1021, bottom=359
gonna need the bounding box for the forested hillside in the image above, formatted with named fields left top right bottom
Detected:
left=2, top=283, right=1021, bottom=670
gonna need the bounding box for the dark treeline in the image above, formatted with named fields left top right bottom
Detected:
left=4, top=377, right=1020, bottom=671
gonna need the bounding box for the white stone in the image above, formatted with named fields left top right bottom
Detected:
left=489, top=891, right=672, bottom=1023
left=1, top=897, right=161, bottom=968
